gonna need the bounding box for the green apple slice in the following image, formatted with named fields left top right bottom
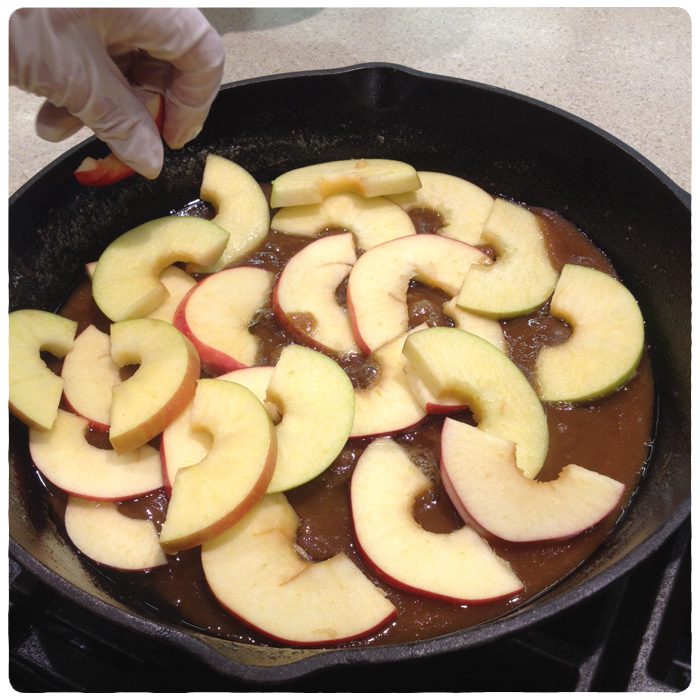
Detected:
left=535, top=264, right=645, bottom=402
left=402, top=326, right=548, bottom=479
left=269, top=158, right=422, bottom=208
left=456, top=198, right=559, bottom=318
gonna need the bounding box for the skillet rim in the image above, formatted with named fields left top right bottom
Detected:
left=8, top=62, right=691, bottom=684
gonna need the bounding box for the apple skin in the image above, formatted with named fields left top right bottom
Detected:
left=64, top=496, right=167, bottom=571
left=74, top=90, right=164, bottom=187
left=108, top=318, right=201, bottom=455
left=173, top=266, right=274, bottom=376
left=350, top=437, right=524, bottom=604
left=158, top=378, right=277, bottom=554
left=9, top=309, right=78, bottom=431
left=440, top=418, right=626, bottom=544
left=201, top=493, right=398, bottom=646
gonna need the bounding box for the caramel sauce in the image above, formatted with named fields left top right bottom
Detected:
left=32, top=196, right=654, bottom=649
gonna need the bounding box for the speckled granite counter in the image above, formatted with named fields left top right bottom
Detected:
left=7, top=7, right=691, bottom=195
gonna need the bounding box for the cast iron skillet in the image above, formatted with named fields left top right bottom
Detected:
left=9, top=63, right=691, bottom=684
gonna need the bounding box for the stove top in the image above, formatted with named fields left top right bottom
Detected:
left=9, top=518, right=690, bottom=692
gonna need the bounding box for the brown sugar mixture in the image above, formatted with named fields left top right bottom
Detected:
left=34, top=195, right=655, bottom=649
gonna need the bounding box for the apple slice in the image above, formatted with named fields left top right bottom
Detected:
left=346, top=233, right=490, bottom=354
left=174, top=266, right=275, bottom=375
left=29, top=409, right=163, bottom=499
left=201, top=493, right=397, bottom=646
left=9, top=309, right=77, bottom=431
left=159, top=378, right=277, bottom=554
left=269, top=158, right=421, bottom=208
left=271, top=192, right=416, bottom=251
left=91, top=216, right=229, bottom=322
left=61, top=325, right=121, bottom=431
left=535, top=264, right=645, bottom=402
left=74, top=89, right=164, bottom=187
left=160, top=366, right=277, bottom=496
left=456, top=198, right=559, bottom=318
left=266, top=344, right=355, bottom=493
left=351, top=437, right=523, bottom=603
left=187, top=154, right=271, bottom=273
left=272, top=232, right=359, bottom=354
left=108, top=318, right=200, bottom=454
left=440, top=419, right=625, bottom=543
left=64, top=496, right=167, bottom=570
left=402, top=326, right=548, bottom=479
left=388, top=171, right=494, bottom=244
left=86, top=262, right=196, bottom=325
left=350, top=329, right=426, bottom=438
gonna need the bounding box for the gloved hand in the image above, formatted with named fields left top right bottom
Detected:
left=9, top=8, right=225, bottom=179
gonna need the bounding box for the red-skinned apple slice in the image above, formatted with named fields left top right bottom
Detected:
left=269, top=158, right=421, bottom=208
left=108, top=318, right=200, bottom=454
left=160, top=366, right=277, bottom=496
left=388, top=171, right=494, bottom=244
left=201, top=493, right=397, bottom=646
left=402, top=326, right=548, bottom=479
left=29, top=409, right=163, bottom=499
left=351, top=438, right=523, bottom=603
left=350, top=329, right=426, bottom=438
left=456, top=198, right=559, bottom=318
left=9, top=309, right=77, bottom=431
left=440, top=419, right=625, bottom=543
left=61, top=325, right=121, bottom=431
left=91, top=216, right=228, bottom=322
left=265, top=344, right=355, bottom=492
left=174, top=266, right=275, bottom=375
left=187, top=154, right=271, bottom=273
left=272, top=232, right=359, bottom=354
left=159, top=378, right=277, bottom=554
left=347, top=234, right=490, bottom=354
left=64, top=496, right=167, bottom=570
left=535, top=264, right=645, bottom=402
left=271, top=192, right=416, bottom=250
left=74, top=89, right=164, bottom=187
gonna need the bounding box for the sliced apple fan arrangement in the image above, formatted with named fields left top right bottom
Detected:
left=9, top=156, right=646, bottom=647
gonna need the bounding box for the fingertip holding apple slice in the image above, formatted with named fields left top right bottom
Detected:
left=74, top=90, right=165, bottom=187
left=269, top=158, right=422, bottom=208
left=350, top=329, right=426, bottom=439
left=174, top=266, right=275, bottom=375
left=351, top=438, right=524, bottom=603
left=388, top=171, right=495, bottom=245
left=29, top=409, right=163, bottom=500
left=91, top=216, right=229, bottom=322
left=272, top=232, right=359, bottom=355
left=187, top=154, right=271, bottom=273
left=535, top=264, right=645, bottom=402
left=159, top=378, right=277, bottom=554
left=65, top=496, right=167, bottom=570
left=201, top=493, right=397, bottom=646
left=61, top=324, right=121, bottom=431
left=402, top=326, right=548, bottom=479
left=440, top=419, right=626, bottom=543
left=9, top=309, right=78, bottom=431
left=271, top=192, right=416, bottom=250
left=456, top=198, right=560, bottom=318
left=265, top=344, right=355, bottom=492
left=109, top=318, right=200, bottom=454
left=347, top=234, right=490, bottom=354
left=160, top=366, right=277, bottom=496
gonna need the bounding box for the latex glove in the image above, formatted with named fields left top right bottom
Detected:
left=9, top=8, right=225, bottom=179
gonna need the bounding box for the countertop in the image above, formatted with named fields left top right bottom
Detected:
left=7, top=7, right=691, bottom=195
